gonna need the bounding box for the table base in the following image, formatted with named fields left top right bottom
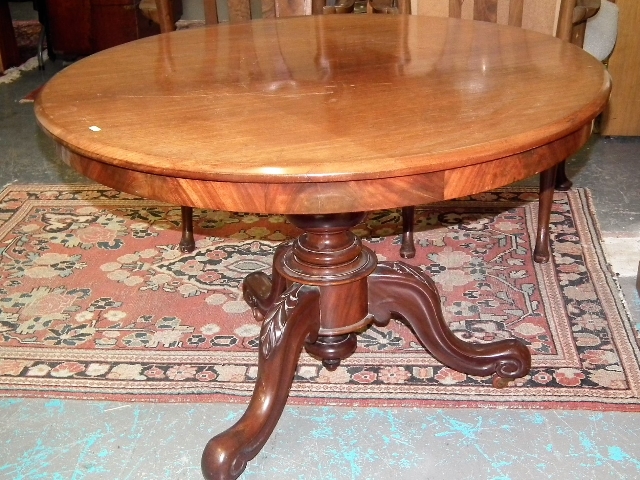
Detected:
left=200, top=212, right=532, bottom=480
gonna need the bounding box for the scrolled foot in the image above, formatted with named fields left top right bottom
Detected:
left=201, top=442, right=249, bottom=480
left=201, top=283, right=320, bottom=480
left=367, top=262, right=531, bottom=380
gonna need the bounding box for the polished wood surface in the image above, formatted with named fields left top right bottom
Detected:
left=36, top=15, right=609, bottom=214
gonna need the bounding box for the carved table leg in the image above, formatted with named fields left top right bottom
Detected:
left=534, top=165, right=558, bottom=264
left=367, top=262, right=531, bottom=381
left=201, top=283, right=321, bottom=480
left=202, top=213, right=377, bottom=478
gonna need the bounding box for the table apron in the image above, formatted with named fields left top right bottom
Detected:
left=55, top=124, right=591, bottom=215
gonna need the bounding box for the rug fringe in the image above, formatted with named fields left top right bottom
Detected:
left=0, top=52, right=48, bottom=85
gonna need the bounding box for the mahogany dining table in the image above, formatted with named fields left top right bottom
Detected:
left=34, top=14, right=610, bottom=480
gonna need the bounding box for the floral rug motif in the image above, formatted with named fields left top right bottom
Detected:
left=0, top=184, right=638, bottom=410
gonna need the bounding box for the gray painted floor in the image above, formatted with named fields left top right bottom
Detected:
left=2, top=8, right=640, bottom=478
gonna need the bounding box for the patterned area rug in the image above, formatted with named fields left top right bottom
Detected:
left=0, top=185, right=638, bottom=410
left=13, top=20, right=42, bottom=64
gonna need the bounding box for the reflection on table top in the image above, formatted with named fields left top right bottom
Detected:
left=35, top=15, right=609, bottom=184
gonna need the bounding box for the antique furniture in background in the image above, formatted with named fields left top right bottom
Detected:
left=600, top=0, right=640, bottom=136
left=0, top=1, right=53, bottom=72
left=42, top=0, right=181, bottom=58
left=0, top=1, right=21, bottom=72
left=35, top=14, right=610, bottom=480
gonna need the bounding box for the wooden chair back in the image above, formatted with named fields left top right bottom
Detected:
left=557, top=0, right=601, bottom=46
left=454, top=0, right=601, bottom=45
left=154, top=0, right=324, bottom=33
left=448, top=0, right=523, bottom=25
left=367, top=0, right=601, bottom=47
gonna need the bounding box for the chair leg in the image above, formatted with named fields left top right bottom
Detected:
left=37, top=28, right=46, bottom=70
left=554, top=159, right=572, bottom=191
left=179, top=206, right=196, bottom=253
left=533, top=165, right=558, bottom=264
left=399, top=206, right=416, bottom=259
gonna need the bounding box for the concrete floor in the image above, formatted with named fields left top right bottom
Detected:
left=2, top=5, right=640, bottom=478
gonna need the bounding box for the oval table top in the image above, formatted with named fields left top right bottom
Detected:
left=35, top=14, right=610, bottom=214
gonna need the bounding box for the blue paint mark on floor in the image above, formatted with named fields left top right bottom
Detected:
left=44, top=399, right=64, bottom=413
left=3, top=401, right=640, bottom=479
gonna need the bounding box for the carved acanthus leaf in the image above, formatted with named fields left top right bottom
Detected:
left=260, top=283, right=304, bottom=359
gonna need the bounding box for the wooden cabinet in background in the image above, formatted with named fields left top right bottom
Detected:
left=0, top=1, right=20, bottom=72
left=600, top=0, right=640, bottom=136
left=46, top=0, right=91, bottom=56
left=45, top=0, right=182, bottom=58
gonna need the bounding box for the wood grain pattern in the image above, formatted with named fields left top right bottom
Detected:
left=45, top=0, right=93, bottom=56
left=397, top=0, right=598, bottom=262
left=53, top=124, right=591, bottom=214
left=36, top=15, right=610, bottom=214
left=275, top=0, right=310, bottom=16
left=464, top=0, right=525, bottom=27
